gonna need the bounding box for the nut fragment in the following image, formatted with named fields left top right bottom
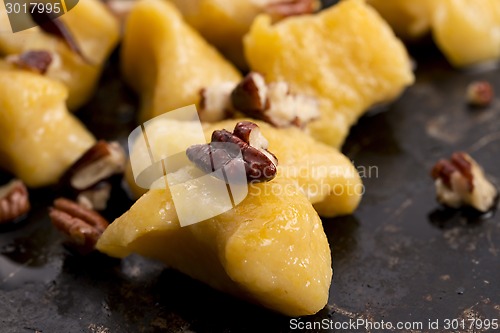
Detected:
left=264, top=0, right=319, bottom=18
left=431, top=152, right=497, bottom=212
left=231, top=72, right=319, bottom=128
left=101, top=0, right=136, bottom=23
left=0, top=180, right=30, bottom=224
left=76, top=182, right=112, bottom=211
left=30, top=8, right=89, bottom=63
left=63, top=141, right=126, bottom=191
left=466, top=81, right=494, bottom=107
left=199, top=82, right=237, bottom=122
left=232, top=120, right=278, bottom=167
left=49, top=198, right=109, bottom=254
left=186, top=121, right=278, bottom=182
left=6, top=50, right=53, bottom=74
left=231, top=72, right=269, bottom=114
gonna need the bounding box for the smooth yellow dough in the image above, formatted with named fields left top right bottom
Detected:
left=97, top=176, right=332, bottom=316
left=0, top=68, right=95, bottom=187
left=125, top=119, right=363, bottom=217
left=121, top=0, right=241, bottom=123
left=244, top=0, right=414, bottom=147
left=0, top=0, right=120, bottom=109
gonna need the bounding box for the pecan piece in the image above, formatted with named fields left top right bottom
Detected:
left=6, top=50, right=53, bottom=74
left=30, top=8, right=89, bottom=63
left=62, top=141, right=126, bottom=191
left=101, top=0, right=136, bottom=23
left=231, top=72, right=319, bottom=128
left=76, top=182, right=112, bottom=211
left=0, top=180, right=30, bottom=224
left=265, top=0, right=319, bottom=18
left=229, top=120, right=278, bottom=169
left=186, top=121, right=278, bottom=182
left=199, top=82, right=237, bottom=122
left=466, top=81, right=494, bottom=108
left=431, top=152, right=497, bottom=212
left=231, top=72, right=269, bottom=114
left=49, top=198, right=109, bottom=254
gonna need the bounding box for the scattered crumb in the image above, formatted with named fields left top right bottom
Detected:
left=466, top=81, right=494, bottom=108
left=440, top=274, right=451, bottom=281
left=88, top=324, right=110, bottom=333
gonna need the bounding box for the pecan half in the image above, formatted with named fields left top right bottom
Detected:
left=49, top=198, right=109, bottom=254
left=62, top=141, right=126, bottom=191
left=265, top=0, right=319, bottom=18
left=231, top=72, right=319, bottom=128
left=0, top=180, right=30, bottom=224
left=431, top=152, right=497, bottom=212
left=186, top=121, right=278, bottom=182
left=199, top=82, right=237, bottom=122
left=466, top=81, right=494, bottom=108
left=6, top=50, right=53, bottom=74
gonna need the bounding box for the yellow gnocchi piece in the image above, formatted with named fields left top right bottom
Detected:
left=121, top=0, right=241, bottom=123
left=368, top=0, right=500, bottom=67
left=0, top=67, right=95, bottom=187
left=124, top=119, right=362, bottom=218
left=244, top=0, right=414, bottom=147
left=97, top=176, right=332, bottom=316
left=0, top=0, right=120, bottom=109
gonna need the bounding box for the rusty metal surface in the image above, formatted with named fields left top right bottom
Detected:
left=1, top=9, right=500, bottom=333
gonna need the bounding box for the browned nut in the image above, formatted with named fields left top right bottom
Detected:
left=233, top=120, right=264, bottom=144
left=6, top=50, right=53, bottom=74
left=76, top=182, right=112, bottom=211
left=199, top=82, right=237, bottom=122
left=186, top=121, right=278, bottom=182
left=0, top=180, right=30, bottom=224
left=431, top=152, right=497, bottom=212
left=231, top=72, right=319, bottom=128
left=466, top=81, right=494, bottom=107
left=30, top=8, right=89, bottom=63
left=265, top=0, right=320, bottom=18
left=62, top=141, right=126, bottom=191
left=49, top=198, right=109, bottom=254
left=231, top=72, right=269, bottom=114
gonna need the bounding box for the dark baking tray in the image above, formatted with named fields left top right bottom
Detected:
left=1, top=4, right=499, bottom=333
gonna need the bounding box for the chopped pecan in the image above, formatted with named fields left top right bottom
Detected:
left=432, top=153, right=474, bottom=192
left=186, top=121, right=278, bottom=182
left=431, top=152, right=497, bottom=212
left=7, top=50, right=53, bottom=74
left=231, top=121, right=278, bottom=168
left=30, top=8, right=89, bottom=63
left=76, top=182, right=112, bottom=211
left=199, top=82, right=237, bottom=122
left=264, top=0, right=319, bottom=18
left=49, top=198, right=109, bottom=254
left=62, top=141, right=126, bottom=191
left=466, top=81, right=494, bottom=108
left=231, top=72, right=319, bottom=128
left=231, top=72, right=269, bottom=113
left=0, top=180, right=30, bottom=224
